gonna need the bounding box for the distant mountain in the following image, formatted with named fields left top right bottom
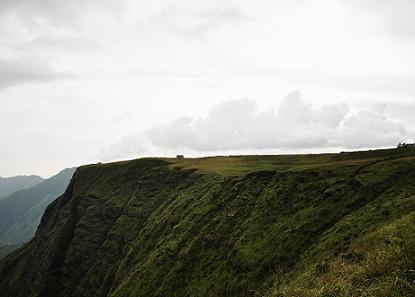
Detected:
left=0, top=175, right=44, bottom=200
left=0, top=167, right=76, bottom=249
left=0, top=243, right=22, bottom=260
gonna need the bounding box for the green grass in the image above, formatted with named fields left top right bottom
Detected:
left=163, top=146, right=415, bottom=176
left=266, top=213, right=415, bottom=297
left=1, top=147, right=415, bottom=297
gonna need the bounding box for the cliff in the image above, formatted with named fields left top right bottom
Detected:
left=1, top=149, right=415, bottom=296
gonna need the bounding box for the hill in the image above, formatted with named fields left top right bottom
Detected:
left=0, top=147, right=415, bottom=296
left=0, top=175, right=44, bottom=200
left=0, top=168, right=76, bottom=255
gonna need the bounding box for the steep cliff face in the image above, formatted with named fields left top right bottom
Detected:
left=1, top=151, right=415, bottom=297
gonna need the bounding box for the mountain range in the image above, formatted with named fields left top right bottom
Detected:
left=0, top=175, right=44, bottom=200
left=0, top=168, right=76, bottom=258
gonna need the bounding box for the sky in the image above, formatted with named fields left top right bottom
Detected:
left=1, top=0, right=415, bottom=177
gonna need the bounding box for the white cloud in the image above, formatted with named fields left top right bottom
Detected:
left=2, top=0, right=415, bottom=176
left=340, top=103, right=409, bottom=148
left=0, top=58, right=69, bottom=89
left=0, top=0, right=123, bottom=90
left=0, top=0, right=122, bottom=27
left=345, top=0, right=415, bottom=39
left=101, top=92, right=413, bottom=160
left=157, top=4, right=256, bottom=40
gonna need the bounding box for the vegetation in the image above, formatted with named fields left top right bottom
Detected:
left=267, top=214, right=415, bottom=297
left=0, top=147, right=414, bottom=297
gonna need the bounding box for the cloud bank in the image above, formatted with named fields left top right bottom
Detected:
left=346, top=0, right=415, bottom=38
left=0, top=0, right=121, bottom=26
left=102, top=92, right=413, bottom=160
left=0, top=0, right=122, bottom=90
left=0, top=58, right=69, bottom=89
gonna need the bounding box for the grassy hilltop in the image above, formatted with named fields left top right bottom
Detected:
left=1, top=147, right=415, bottom=297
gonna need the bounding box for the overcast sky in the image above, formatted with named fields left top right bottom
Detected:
left=1, top=0, right=415, bottom=177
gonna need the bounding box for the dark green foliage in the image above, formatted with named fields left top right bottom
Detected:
left=1, top=149, right=415, bottom=297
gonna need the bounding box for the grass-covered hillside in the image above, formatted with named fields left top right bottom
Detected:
left=1, top=147, right=415, bottom=297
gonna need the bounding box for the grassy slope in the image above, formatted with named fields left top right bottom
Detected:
left=0, top=147, right=415, bottom=297
left=266, top=154, right=415, bottom=297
